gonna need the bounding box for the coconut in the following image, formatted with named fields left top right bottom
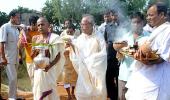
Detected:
left=139, top=42, right=152, bottom=58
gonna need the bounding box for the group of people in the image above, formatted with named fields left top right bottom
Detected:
left=0, top=1, right=170, bottom=100
left=113, top=2, right=170, bottom=100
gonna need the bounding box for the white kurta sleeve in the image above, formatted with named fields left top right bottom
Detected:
left=159, top=31, right=170, bottom=62
left=0, top=25, right=8, bottom=42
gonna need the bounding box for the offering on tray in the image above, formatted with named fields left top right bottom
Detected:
left=120, top=47, right=159, bottom=61
left=119, top=47, right=134, bottom=57
left=113, top=41, right=128, bottom=50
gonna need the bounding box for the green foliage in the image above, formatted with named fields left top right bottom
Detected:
left=41, top=0, right=170, bottom=26
left=120, top=0, right=147, bottom=15
left=42, top=0, right=56, bottom=24
left=15, top=6, right=38, bottom=14
left=0, top=11, right=9, bottom=26
left=1, top=63, right=32, bottom=91
left=148, top=0, right=170, bottom=7
left=52, top=0, right=62, bottom=23
left=52, top=0, right=83, bottom=24
left=42, top=0, right=149, bottom=26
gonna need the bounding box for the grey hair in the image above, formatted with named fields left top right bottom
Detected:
left=82, top=14, right=95, bottom=26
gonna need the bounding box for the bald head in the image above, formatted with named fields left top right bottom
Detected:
left=37, top=17, right=50, bottom=34
left=37, top=17, right=49, bottom=25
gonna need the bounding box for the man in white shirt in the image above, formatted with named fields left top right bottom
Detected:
left=0, top=10, right=20, bottom=100
left=113, top=12, right=147, bottom=100
left=68, top=14, right=107, bottom=100
left=126, top=2, right=170, bottom=100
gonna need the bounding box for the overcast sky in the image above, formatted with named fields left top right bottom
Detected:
left=0, top=0, right=47, bottom=14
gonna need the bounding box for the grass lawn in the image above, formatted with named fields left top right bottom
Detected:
left=1, top=62, right=32, bottom=92
left=17, top=75, right=31, bottom=91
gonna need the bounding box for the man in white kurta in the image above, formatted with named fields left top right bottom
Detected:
left=125, top=3, right=170, bottom=100
left=31, top=17, right=65, bottom=100
left=69, top=14, right=107, bottom=100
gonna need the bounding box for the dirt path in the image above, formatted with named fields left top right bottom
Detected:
left=1, top=83, right=74, bottom=100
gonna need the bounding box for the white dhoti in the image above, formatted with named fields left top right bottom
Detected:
left=70, top=32, right=107, bottom=100
left=33, top=33, right=65, bottom=100
left=26, top=62, right=34, bottom=88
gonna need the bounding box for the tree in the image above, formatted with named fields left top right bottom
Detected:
left=42, top=0, right=83, bottom=26
left=15, top=6, right=38, bottom=14
left=52, top=0, right=82, bottom=24
left=118, top=0, right=147, bottom=15
left=42, top=0, right=150, bottom=25
left=0, top=11, right=9, bottom=26
left=42, top=0, right=56, bottom=24
left=148, top=0, right=170, bottom=7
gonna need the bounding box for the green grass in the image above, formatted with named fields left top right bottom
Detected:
left=1, top=61, right=32, bottom=91
left=17, top=76, right=31, bottom=91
